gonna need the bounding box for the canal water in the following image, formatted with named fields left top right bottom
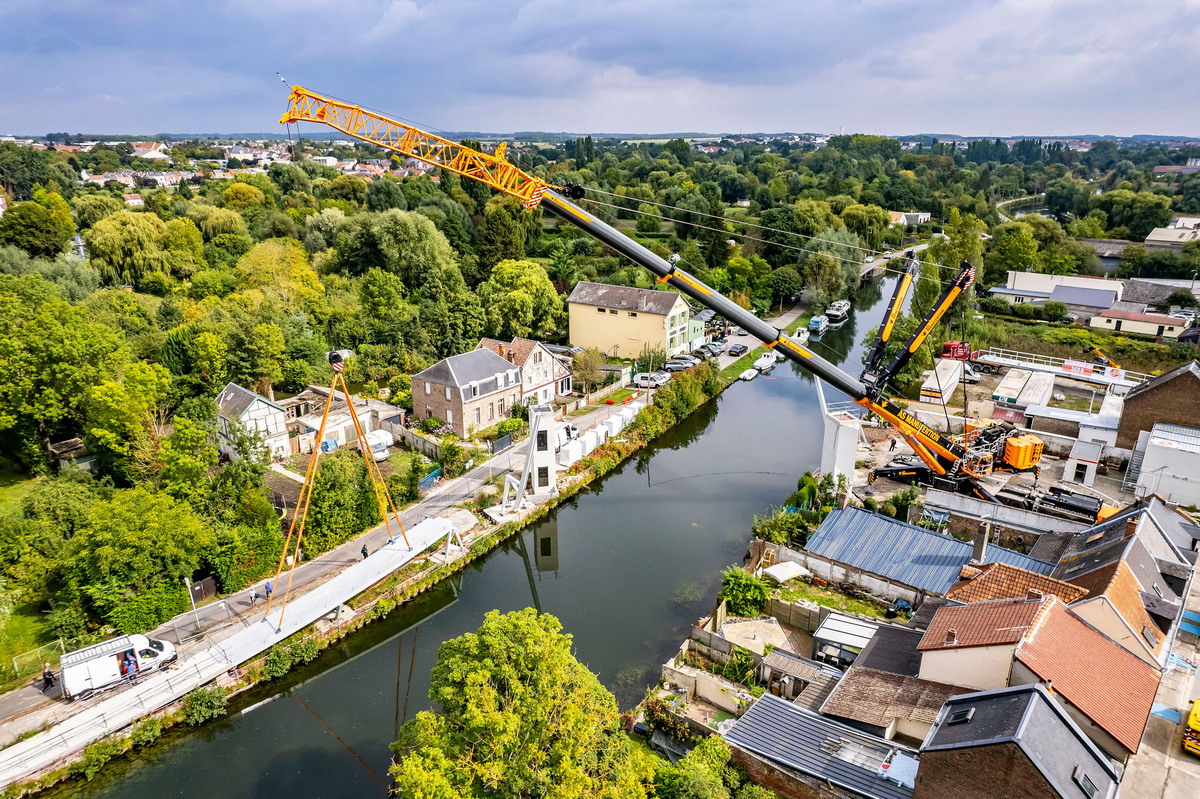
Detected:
left=70, top=277, right=899, bottom=798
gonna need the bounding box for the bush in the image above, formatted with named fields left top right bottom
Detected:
left=68, top=738, right=126, bottom=781
left=495, top=418, right=524, bottom=437
left=262, top=645, right=293, bottom=680
left=720, top=566, right=771, bottom=617
left=751, top=508, right=808, bottom=546
left=289, top=638, right=320, bottom=665
left=182, top=685, right=229, bottom=725
left=130, top=717, right=165, bottom=748
left=1041, top=300, right=1068, bottom=320
left=420, top=416, right=445, bottom=434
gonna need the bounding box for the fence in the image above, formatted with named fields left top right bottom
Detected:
left=491, top=433, right=514, bottom=454
left=588, top=379, right=630, bottom=404
left=396, top=427, right=442, bottom=460
left=9, top=640, right=66, bottom=681
left=418, top=467, right=442, bottom=494
left=765, top=597, right=825, bottom=633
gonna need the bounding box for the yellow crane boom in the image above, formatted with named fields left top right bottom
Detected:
left=281, top=86, right=552, bottom=208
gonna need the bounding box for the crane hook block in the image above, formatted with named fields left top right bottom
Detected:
left=560, top=183, right=586, bottom=200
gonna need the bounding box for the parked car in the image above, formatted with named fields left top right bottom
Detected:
left=673, top=354, right=702, bottom=366
left=707, top=339, right=729, bottom=354
left=728, top=344, right=749, bottom=356
left=633, top=371, right=670, bottom=388
left=731, top=326, right=746, bottom=336
left=662, top=361, right=691, bottom=372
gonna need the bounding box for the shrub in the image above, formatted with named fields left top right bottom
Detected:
left=288, top=638, right=320, bottom=665
left=68, top=738, right=125, bottom=781
left=720, top=567, right=771, bottom=617
left=130, top=717, right=165, bottom=748
left=420, top=416, right=445, bottom=434
left=262, top=645, right=293, bottom=679
left=182, top=685, right=229, bottom=726
left=751, top=508, right=808, bottom=546
left=495, top=418, right=524, bottom=437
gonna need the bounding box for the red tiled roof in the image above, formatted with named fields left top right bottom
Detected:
left=945, top=563, right=1088, bottom=604
left=1070, top=560, right=1165, bottom=657
left=1016, top=599, right=1160, bottom=753
left=918, top=597, right=1048, bottom=651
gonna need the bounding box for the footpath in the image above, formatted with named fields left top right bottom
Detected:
left=0, top=394, right=646, bottom=789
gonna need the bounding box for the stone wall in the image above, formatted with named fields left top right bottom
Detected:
left=1117, top=370, right=1200, bottom=448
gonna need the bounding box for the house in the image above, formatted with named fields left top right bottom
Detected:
left=566, top=281, right=692, bottom=358
left=46, top=438, right=97, bottom=473
left=1116, top=361, right=1200, bottom=448
left=411, top=348, right=522, bottom=438
left=789, top=507, right=1054, bottom=607
left=723, top=694, right=920, bottom=799
left=131, top=142, right=170, bottom=161
left=820, top=626, right=964, bottom=745
left=476, top=337, right=572, bottom=405
left=1001, top=271, right=1124, bottom=304
left=1045, top=284, right=1118, bottom=323
left=916, top=596, right=1160, bottom=761
left=888, top=211, right=931, bottom=226
left=277, top=385, right=397, bottom=454
left=121, top=193, right=143, bottom=207
left=1088, top=307, right=1185, bottom=339
left=1131, top=423, right=1200, bottom=507
left=914, top=684, right=1121, bottom=799
left=1143, top=225, right=1200, bottom=252
left=215, top=382, right=290, bottom=460
left=944, top=562, right=1088, bottom=605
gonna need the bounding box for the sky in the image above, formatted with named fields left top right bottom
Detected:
left=2, top=0, right=1199, bottom=138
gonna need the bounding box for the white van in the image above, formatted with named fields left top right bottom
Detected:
left=61, top=634, right=177, bottom=701
left=361, top=429, right=394, bottom=462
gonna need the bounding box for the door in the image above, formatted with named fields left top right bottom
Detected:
left=1074, top=463, right=1088, bottom=482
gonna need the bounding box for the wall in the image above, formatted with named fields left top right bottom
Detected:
left=1089, top=314, right=1182, bottom=339
left=1118, top=372, right=1200, bottom=448
left=660, top=660, right=746, bottom=714
left=413, top=377, right=519, bottom=439
left=1069, top=599, right=1158, bottom=666
left=1136, top=438, right=1200, bottom=506
left=1006, top=272, right=1123, bottom=299
left=912, top=744, right=1054, bottom=799
left=917, top=645, right=1015, bottom=692
left=772, top=548, right=922, bottom=606
left=521, top=344, right=572, bottom=405
left=395, top=427, right=442, bottom=460
left=765, top=597, right=825, bottom=634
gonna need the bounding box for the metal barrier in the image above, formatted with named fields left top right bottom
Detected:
left=418, top=467, right=442, bottom=494
left=491, top=433, right=514, bottom=454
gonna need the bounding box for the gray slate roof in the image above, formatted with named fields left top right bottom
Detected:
left=1047, top=284, right=1118, bottom=309
left=805, top=507, right=1053, bottom=595
left=725, top=695, right=916, bottom=799
left=566, top=281, right=683, bottom=315
left=854, top=626, right=925, bottom=676
left=1122, top=279, right=1176, bottom=306
left=922, top=684, right=1119, bottom=798
left=216, top=382, right=281, bottom=420
left=413, top=348, right=520, bottom=390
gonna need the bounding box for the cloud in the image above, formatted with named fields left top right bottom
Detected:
left=0, top=0, right=1198, bottom=135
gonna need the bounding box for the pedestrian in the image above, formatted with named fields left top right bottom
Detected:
left=361, top=544, right=369, bottom=560
left=40, top=663, right=56, bottom=693
left=264, top=580, right=273, bottom=600
left=248, top=587, right=261, bottom=606
left=889, top=437, right=898, bottom=452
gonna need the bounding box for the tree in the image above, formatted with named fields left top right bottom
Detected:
left=327, top=175, right=368, bottom=206
left=0, top=274, right=126, bottom=467
left=187, top=205, right=248, bottom=241
left=157, top=417, right=219, bottom=504
left=236, top=323, right=285, bottom=397
left=85, top=211, right=169, bottom=285
left=391, top=609, right=645, bottom=799
left=770, top=265, right=803, bottom=307
left=163, top=217, right=206, bottom=277
left=654, top=737, right=737, bottom=799
left=366, top=177, right=407, bottom=212
left=573, top=347, right=605, bottom=393
left=84, top=361, right=172, bottom=475
left=801, top=252, right=844, bottom=297
left=305, top=451, right=382, bottom=554
left=983, top=223, right=1038, bottom=285
left=720, top=566, right=770, bottom=616
left=635, top=203, right=661, bottom=233
left=476, top=259, right=564, bottom=340
left=72, top=194, right=124, bottom=230
left=222, top=182, right=267, bottom=210
left=478, top=196, right=528, bottom=270
left=839, top=203, right=890, bottom=249
left=0, top=202, right=73, bottom=258
left=233, top=238, right=324, bottom=310
left=637, top=343, right=669, bottom=374
left=334, top=209, right=457, bottom=291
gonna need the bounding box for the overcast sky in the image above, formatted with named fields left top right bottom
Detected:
left=3, top=0, right=1199, bottom=137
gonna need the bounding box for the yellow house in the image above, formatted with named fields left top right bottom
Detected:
left=566, top=281, right=692, bottom=359
left=1089, top=308, right=1183, bottom=340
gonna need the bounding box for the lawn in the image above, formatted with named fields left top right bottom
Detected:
left=0, top=591, right=56, bottom=678
left=718, top=311, right=813, bottom=382
left=0, top=457, right=35, bottom=518
left=775, top=580, right=892, bottom=619
left=603, top=388, right=637, bottom=404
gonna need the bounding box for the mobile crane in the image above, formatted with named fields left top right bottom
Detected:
left=1084, top=346, right=1121, bottom=370
left=279, top=87, right=1051, bottom=506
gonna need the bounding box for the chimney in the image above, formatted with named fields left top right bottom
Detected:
left=971, top=523, right=990, bottom=564
left=1125, top=517, right=1138, bottom=538
left=638, top=291, right=647, bottom=311
left=1026, top=588, right=1043, bottom=601
left=944, top=628, right=958, bottom=646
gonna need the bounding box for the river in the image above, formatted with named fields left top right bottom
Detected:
left=66, top=276, right=897, bottom=798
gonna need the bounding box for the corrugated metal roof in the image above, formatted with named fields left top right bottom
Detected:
left=724, top=695, right=915, bottom=799
left=805, top=508, right=1053, bottom=595
left=1022, top=404, right=1120, bottom=429
left=1047, top=284, right=1118, bottom=308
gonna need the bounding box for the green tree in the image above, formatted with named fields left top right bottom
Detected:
left=0, top=275, right=126, bottom=467
left=334, top=209, right=456, bottom=292
left=327, top=175, right=368, bottom=206
left=85, top=211, right=169, bottom=285
left=233, top=238, right=324, bottom=310
left=164, top=217, right=206, bottom=277
left=236, top=323, right=286, bottom=397
left=391, top=609, right=644, bottom=799
left=476, top=259, right=564, bottom=340
left=770, top=265, right=803, bottom=307
left=0, top=202, right=73, bottom=258
left=222, top=182, right=267, bottom=210
left=801, top=252, right=844, bottom=297
left=305, top=451, right=382, bottom=554
left=84, top=361, right=172, bottom=474
left=572, top=347, right=605, bottom=393
left=635, top=203, right=661, bottom=233
left=720, top=566, right=770, bottom=617
left=72, top=194, right=124, bottom=230
left=839, top=203, right=890, bottom=249
left=478, top=196, right=528, bottom=270
left=157, top=417, right=219, bottom=504
left=366, top=177, right=407, bottom=212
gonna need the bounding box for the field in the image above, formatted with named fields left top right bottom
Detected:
left=0, top=457, right=34, bottom=518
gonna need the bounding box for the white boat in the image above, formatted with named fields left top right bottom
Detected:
left=793, top=330, right=809, bottom=345
left=753, top=353, right=777, bottom=372
left=808, top=315, right=829, bottom=334
left=739, top=368, right=759, bottom=381
left=826, top=299, right=851, bottom=321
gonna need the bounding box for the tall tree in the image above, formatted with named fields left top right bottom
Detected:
left=478, top=196, right=528, bottom=271
left=391, top=609, right=645, bottom=798
left=476, top=259, right=564, bottom=340
left=0, top=202, right=73, bottom=258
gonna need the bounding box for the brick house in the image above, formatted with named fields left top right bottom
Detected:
left=411, top=349, right=521, bottom=438
left=914, top=684, right=1120, bottom=799
left=476, top=337, right=572, bottom=405
left=1116, top=361, right=1200, bottom=448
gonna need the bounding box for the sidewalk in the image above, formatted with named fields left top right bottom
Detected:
left=0, top=394, right=641, bottom=734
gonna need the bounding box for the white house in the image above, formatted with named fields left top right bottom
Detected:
left=216, top=382, right=290, bottom=460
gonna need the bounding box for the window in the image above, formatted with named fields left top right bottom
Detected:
left=446, top=409, right=454, bottom=425
left=471, top=383, right=479, bottom=398
left=1153, top=583, right=1164, bottom=598
left=609, top=309, right=617, bottom=314
left=537, top=466, right=549, bottom=487
left=444, top=386, right=451, bottom=400
left=540, top=536, right=552, bottom=557
left=1142, top=625, right=1159, bottom=646
left=533, top=351, right=542, bottom=364
left=499, top=399, right=506, bottom=414
left=473, top=408, right=480, bottom=425
left=488, top=402, right=495, bottom=421
left=139, top=649, right=159, bottom=659
left=597, top=307, right=605, bottom=314
left=629, top=312, right=638, bottom=317
left=536, top=430, right=548, bottom=451
left=425, top=381, right=431, bottom=395
left=1072, top=766, right=1098, bottom=798
left=946, top=707, right=975, bottom=725
left=425, top=405, right=431, bottom=419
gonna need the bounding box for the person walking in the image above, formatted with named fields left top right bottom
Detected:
left=40, top=663, right=56, bottom=693
left=264, top=580, right=273, bottom=601
left=361, top=544, right=369, bottom=560
left=248, top=587, right=261, bottom=606
left=889, top=437, right=898, bottom=452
